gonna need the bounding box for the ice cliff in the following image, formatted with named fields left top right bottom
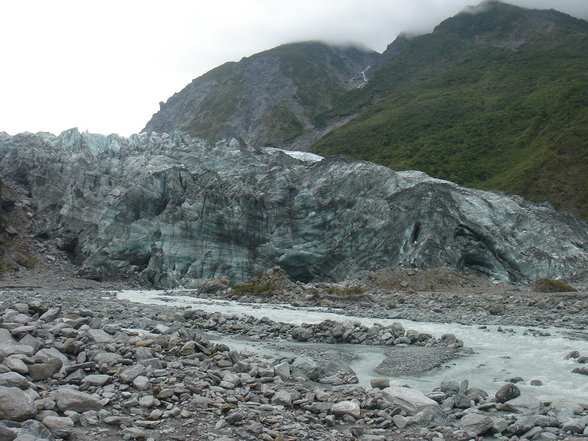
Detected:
left=0, top=129, right=586, bottom=288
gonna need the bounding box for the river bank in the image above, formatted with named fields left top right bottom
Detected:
left=0, top=262, right=587, bottom=440
left=0, top=282, right=587, bottom=441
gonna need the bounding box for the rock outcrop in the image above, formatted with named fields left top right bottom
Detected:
left=143, top=41, right=378, bottom=150
left=0, top=129, right=587, bottom=288
left=0, top=177, right=36, bottom=275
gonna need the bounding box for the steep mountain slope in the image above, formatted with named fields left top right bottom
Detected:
left=312, top=1, right=588, bottom=219
left=143, top=42, right=378, bottom=149
left=1, top=129, right=587, bottom=288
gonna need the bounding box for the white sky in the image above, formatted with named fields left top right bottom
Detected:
left=1, top=0, right=586, bottom=136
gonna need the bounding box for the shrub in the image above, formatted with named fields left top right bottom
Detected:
left=532, top=278, right=577, bottom=293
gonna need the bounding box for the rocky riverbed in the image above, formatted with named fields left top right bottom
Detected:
left=0, top=275, right=587, bottom=441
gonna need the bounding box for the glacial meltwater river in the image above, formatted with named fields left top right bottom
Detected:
left=117, top=290, right=588, bottom=404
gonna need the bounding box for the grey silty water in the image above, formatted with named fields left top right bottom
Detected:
left=117, top=290, right=588, bottom=404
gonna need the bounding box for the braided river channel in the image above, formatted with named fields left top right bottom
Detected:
left=117, top=290, right=588, bottom=405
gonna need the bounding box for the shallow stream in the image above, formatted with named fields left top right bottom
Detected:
left=117, top=290, right=588, bottom=404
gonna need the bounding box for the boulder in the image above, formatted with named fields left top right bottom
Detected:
left=42, top=416, right=74, bottom=439
left=291, top=327, right=312, bottom=342
left=85, top=329, right=113, bottom=343
left=271, top=390, right=292, bottom=407
left=439, top=379, right=460, bottom=395
left=291, top=356, right=319, bottom=380
left=370, top=377, right=390, bottom=389
left=132, top=375, right=151, bottom=391
left=495, top=383, right=520, bottom=403
left=53, top=387, right=104, bottom=412
left=0, top=422, right=17, bottom=440
left=508, top=415, right=560, bottom=435
left=82, top=374, right=110, bottom=386
left=503, top=394, right=542, bottom=414
left=331, top=401, right=361, bottom=419
left=39, top=307, right=61, bottom=322
left=382, top=386, right=439, bottom=415
left=17, top=420, right=55, bottom=441
left=409, top=406, right=448, bottom=427
left=93, top=351, right=122, bottom=365
left=459, top=413, right=494, bottom=436
left=0, top=372, right=29, bottom=389
left=4, top=356, right=29, bottom=374
left=273, top=361, right=291, bottom=379
left=453, top=393, right=472, bottom=409
left=18, top=335, right=42, bottom=353
left=200, top=276, right=231, bottom=293
left=0, top=386, right=37, bottom=421
left=119, top=364, right=147, bottom=383
left=0, top=329, right=16, bottom=344
left=27, top=357, right=63, bottom=381
left=0, top=343, right=34, bottom=358
left=549, top=399, right=583, bottom=417
left=392, top=414, right=409, bottom=429
left=562, top=420, right=585, bottom=434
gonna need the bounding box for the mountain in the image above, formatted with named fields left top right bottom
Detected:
left=143, top=1, right=588, bottom=220
left=312, top=1, right=588, bottom=219
left=0, top=129, right=586, bottom=288
left=143, top=41, right=378, bottom=150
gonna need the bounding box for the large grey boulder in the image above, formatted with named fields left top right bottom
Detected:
left=42, top=416, right=74, bottom=439
left=27, top=358, right=63, bottom=381
left=549, top=399, right=583, bottom=417
left=508, top=415, right=560, bottom=435
left=17, top=420, right=55, bottom=441
left=0, top=422, right=18, bottom=440
left=1, top=129, right=587, bottom=287
left=503, top=394, right=542, bottom=415
left=0, top=386, right=37, bottom=421
left=0, top=343, right=35, bottom=358
left=0, top=329, right=16, bottom=345
left=409, top=406, right=448, bottom=427
left=382, top=386, right=440, bottom=415
left=0, top=372, right=29, bottom=389
left=53, top=387, right=104, bottom=412
left=291, top=356, right=320, bottom=380
left=495, top=383, right=520, bottom=403
left=85, top=329, right=113, bottom=343
left=119, top=364, right=147, bottom=383
left=331, top=401, right=361, bottom=419
left=459, top=413, right=494, bottom=436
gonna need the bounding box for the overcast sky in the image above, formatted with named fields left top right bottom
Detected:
left=1, top=0, right=586, bottom=137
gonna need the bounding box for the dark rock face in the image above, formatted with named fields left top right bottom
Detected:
left=0, top=129, right=587, bottom=288
left=142, top=41, right=379, bottom=150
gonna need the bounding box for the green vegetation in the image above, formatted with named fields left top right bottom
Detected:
left=231, top=266, right=289, bottom=297
left=260, top=100, right=304, bottom=145
left=270, top=42, right=352, bottom=125
left=532, top=278, right=578, bottom=293
left=231, top=282, right=274, bottom=296
left=312, top=2, right=588, bottom=219
left=162, top=41, right=377, bottom=147
left=184, top=63, right=244, bottom=138
left=309, top=285, right=367, bottom=299
left=324, top=286, right=366, bottom=296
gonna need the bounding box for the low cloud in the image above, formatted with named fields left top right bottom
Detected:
left=0, top=0, right=586, bottom=136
